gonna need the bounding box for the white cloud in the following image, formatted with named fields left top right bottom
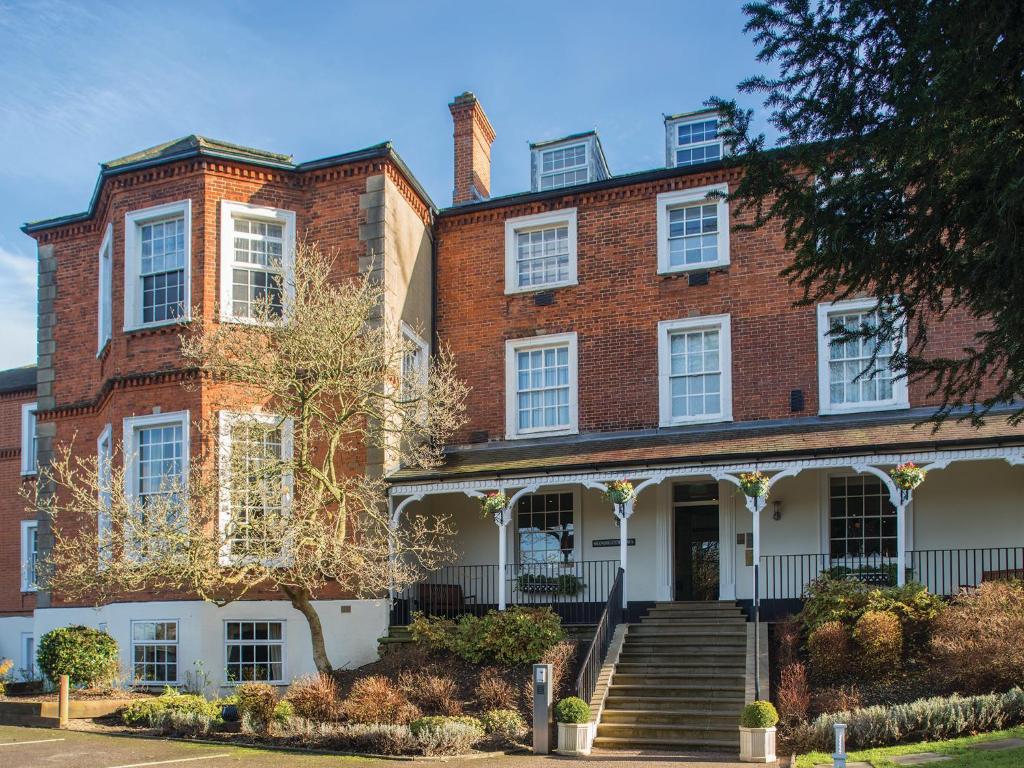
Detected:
left=0, top=245, right=37, bottom=369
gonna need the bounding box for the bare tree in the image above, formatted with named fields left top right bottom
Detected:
left=28, top=242, right=468, bottom=675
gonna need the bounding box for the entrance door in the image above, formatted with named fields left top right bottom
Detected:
left=673, top=482, right=720, bottom=601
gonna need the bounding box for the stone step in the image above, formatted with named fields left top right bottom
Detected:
left=612, top=672, right=746, bottom=687
left=593, top=735, right=737, bottom=751
left=600, top=709, right=738, bottom=727
left=606, top=688, right=745, bottom=700
left=632, top=616, right=748, bottom=625
left=628, top=626, right=747, bottom=638
left=615, top=662, right=746, bottom=675
left=617, top=653, right=746, bottom=666
left=604, top=695, right=744, bottom=713
left=621, top=643, right=746, bottom=656
left=596, top=722, right=737, bottom=742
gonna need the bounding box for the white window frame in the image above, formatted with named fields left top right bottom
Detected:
left=123, top=200, right=192, bottom=332
left=218, top=411, right=294, bottom=565
left=400, top=322, right=430, bottom=398
left=20, top=633, right=34, bottom=680
left=122, top=410, right=190, bottom=508
left=503, top=209, right=579, bottom=294
left=816, top=297, right=909, bottom=415
left=131, top=619, right=180, bottom=685
left=658, top=314, right=733, bottom=427
left=20, top=519, right=38, bottom=592
left=219, top=201, right=297, bottom=323
left=537, top=142, right=589, bottom=190
left=97, top=222, right=113, bottom=355
left=505, top=332, right=579, bottom=440
left=223, top=619, right=286, bottom=685
left=20, top=401, right=37, bottom=476
left=656, top=184, right=730, bottom=274
left=514, top=486, right=580, bottom=567
left=668, top=113, right=725, bottom=168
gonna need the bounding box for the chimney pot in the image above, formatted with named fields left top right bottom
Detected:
left=449, top=92, right=496, bottom=204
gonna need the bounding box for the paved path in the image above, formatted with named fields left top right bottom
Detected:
left=0, top=726, right=763, bottom=767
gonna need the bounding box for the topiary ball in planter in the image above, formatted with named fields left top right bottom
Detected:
left=555, top=697, right=592, bottom=756
left=554, top=696, right=590, bottom=724
left=739, top=701, right=778, bottom=763
left=37, top=625, right=119, bottom=687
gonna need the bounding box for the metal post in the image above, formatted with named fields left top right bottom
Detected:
left=832, top=722, right=848, bottom=768
left=532, top=663, right=553, bottom=754
left=58, top=674, right=69, bottom=728
left=751, top=497, right=762, bottom=701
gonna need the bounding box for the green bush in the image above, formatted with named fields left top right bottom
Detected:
left=37, top=625, right=119, bottom=687
left=554, top=696, right=590, bottom=724
left=121, top=697, right=169, bottom=727
left=807, top=620, right=852, bottom=681
left=800, top=576, right=942, bottom=637
left=410, top=607, right=564, bottom=666
left=803, top=687, right=1024, bottom=750
left=237, top=682, right=278, bottom=734
left=854, top=610, right=903, bottom=676
left=273, top=699, right=293, bottom=725
left=480, top=708, right=527, bottom=742
left=120, top=690, right=219, bottom=728
left=410, top=716, right=484, bottom=756
left=740, top=700, right=779, bottom=728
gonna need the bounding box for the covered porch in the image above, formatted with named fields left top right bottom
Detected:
left=387, top=412, right=1024, bottom=625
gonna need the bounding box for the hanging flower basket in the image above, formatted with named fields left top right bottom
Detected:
left=890, top=462, right=926, bottom=492
left=739, top=471, right=770, bottom=499
left=602, top=480, right=635, bottom=506
left=480, top=491, right=509, bottom=520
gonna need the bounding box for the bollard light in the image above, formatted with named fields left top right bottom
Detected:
left=832, top=722, right=847, bottom=768
left=532, top=663, right=553, bottom=755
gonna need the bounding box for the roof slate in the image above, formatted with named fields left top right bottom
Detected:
left=103, top=135, right=293, bottom=170
left=390, top=410, right=1024, bottom=483
left=0, top=365, right=36, bottom=395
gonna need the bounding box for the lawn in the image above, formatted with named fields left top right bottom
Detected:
left=796, top=726, right=1024, bottom=768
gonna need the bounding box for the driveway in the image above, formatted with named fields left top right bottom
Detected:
left=0, top=725, right=765, bottom=767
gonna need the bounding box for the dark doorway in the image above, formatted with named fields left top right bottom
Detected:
left=673, top=482, right=721, bottom=601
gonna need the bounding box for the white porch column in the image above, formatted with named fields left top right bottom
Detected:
left=895, top=494, right=910, bottom=587
left=496, top=506, right=511, bottom=610
left=617, top=503, right=632, bottom=610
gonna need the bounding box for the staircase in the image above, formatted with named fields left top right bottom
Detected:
left=594, top=601, right=747, bottom=752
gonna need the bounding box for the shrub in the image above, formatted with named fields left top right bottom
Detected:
left=285, top=674, right=342, bottom=722
left=854, top=610, right=903, bottom=676
left=344, top=675, right=420, bottom=725
left=37, top=625, right=119, bottom=687
left=121, top=697, right=169, bottom=727
left=802, top=687, right=1024, bottom=750
left=807, top=620, right=852, bottom=681
left=410, top=607, right=564, bottom=665
left=400, top=672, right=462, bottom=715
left=120, top=691, right=219, bottom=728
left=554, top=696, right=590, bottom=724
left=274, top=699, right=294, bottom=725
left=152, top=708, right=218, bottom=737
left=476, top=668, right=517, bottom=711
left=800, top=575, right=942, bottom=639
left=237, top=682, right=278, bottom=734
left=741, top=700, right=779, bottom=728
left=775, top=662, right=810, bottom=724
left=161, top=691, right=220, bottom=719
left=813, top=685, right=863, bottom=715
left=410, top=716, right=484, bottom=756
left=277, top=720, right=419, bottom=755
left=931, top=580, right=1024, bottom=693
left=774, top=617, right=802, bottom=669
left=480, top=708, right=527, bottom=743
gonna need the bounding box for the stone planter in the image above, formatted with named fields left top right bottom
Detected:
left=557, top=722, right=593, bottom=756
left=739, top=725, right=776, bottom=763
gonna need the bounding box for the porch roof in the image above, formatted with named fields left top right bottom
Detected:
left=390, top=408, right=1024, bottom=485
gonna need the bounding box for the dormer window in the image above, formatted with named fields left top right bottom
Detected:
left=539, top=144, right=588, bottom=190
left=665, top=111, right=725, bottom=168
left=530, top=133, right=610, bottom=192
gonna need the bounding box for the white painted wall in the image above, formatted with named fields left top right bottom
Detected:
left=0, top=598, right=387, bottom=690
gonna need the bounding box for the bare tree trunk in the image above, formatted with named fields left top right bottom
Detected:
left=282, top=585, right=333, bottom=675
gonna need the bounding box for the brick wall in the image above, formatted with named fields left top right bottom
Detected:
left=435, top=166, right=995, bottom=443
left=0, top=387, right=37, bottom=616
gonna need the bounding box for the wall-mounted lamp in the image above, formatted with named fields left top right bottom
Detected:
left=772, top=500, right=783, bottom=521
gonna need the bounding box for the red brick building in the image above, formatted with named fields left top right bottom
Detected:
left=6, top=95, right=1023, bottom=741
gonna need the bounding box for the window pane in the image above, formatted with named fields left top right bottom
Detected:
left=514, top=343, right=571, bottom=431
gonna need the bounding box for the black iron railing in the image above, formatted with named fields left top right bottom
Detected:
left=761, top=547, right=1024, bottom=601
left=389, top=559, right=620, bottom=625
left=575, top=566, right=624, bottom=706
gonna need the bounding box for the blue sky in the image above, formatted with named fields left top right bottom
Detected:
left=0, top=0, right=769, bottom=370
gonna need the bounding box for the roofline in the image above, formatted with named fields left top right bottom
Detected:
left=22, top=141, right=436, bottom=234
left=664, top=106, right=719, bottom=122
left=386, top=432, right=1024, bottom=485
left=529, top=131, right=599, bottom=149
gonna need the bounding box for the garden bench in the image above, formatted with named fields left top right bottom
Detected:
left=416, top=583, right=476, bottom=614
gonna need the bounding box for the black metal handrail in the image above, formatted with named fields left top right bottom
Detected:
left=389, top=559, right=620, bottom=625
left=574, top=566, right=624, bottom=706
left=761, top=547, right=1024, bottom=600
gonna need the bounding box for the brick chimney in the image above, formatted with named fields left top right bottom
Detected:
left=449, top=91, right=496, bottom=204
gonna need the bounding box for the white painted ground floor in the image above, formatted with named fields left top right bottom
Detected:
left=393, top=454, right=1023, bottom=614
left=0, top=598, right=388, bottom=689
